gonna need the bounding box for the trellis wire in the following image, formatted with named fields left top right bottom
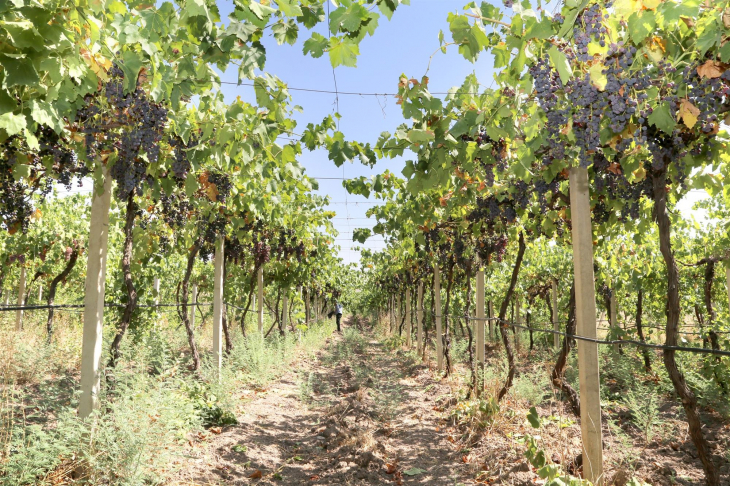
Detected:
left=429, top=314, right=730, bottom=358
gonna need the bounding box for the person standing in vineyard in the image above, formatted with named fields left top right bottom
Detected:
left=335, top=301, right=343, bottom=332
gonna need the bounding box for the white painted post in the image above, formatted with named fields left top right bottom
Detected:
left=305, top=287, right=310, bottom=323
left=515, top=294, right=521, bottom=351
left=552, top=279, right=560, bottom=350
left=154, top=277, right=160, bottom=306
left=38, top=284, right=43, bottom=303
left=191, top=284, right=197, bottom=330
left=726, top=267, right=730, bottom=315
left=15, top=266, right=26, bottom=331
left=434, top=264, right=443, bottom=372
left=257, top=266, right=264, bottom=333
left=569, top=167, right=604, bottom=485
left=417, top=281, right=424, bottom=356
left=282, top=290, right=288, bottom=333
left=476, top=265, right=485, bottom=388
left=405, top=290, right=412, bottom=347
left=610, top=289, right=618, bottom=353
left=212, top=236, right=224, bottom=374
left=488, top=300, right=494, bottom=341
left=79, top=170, right=113, bottom=418
left=3, top=293, right=8, bottom=308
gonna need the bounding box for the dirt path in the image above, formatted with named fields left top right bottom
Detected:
left=174, top=318, right=471, bottom=485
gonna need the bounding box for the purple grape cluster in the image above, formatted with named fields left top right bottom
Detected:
left=573, top=4, right=608, bottom=61
left=77, top=63, right=169, bottom=200
left=207, top=172, right=233, bottom=204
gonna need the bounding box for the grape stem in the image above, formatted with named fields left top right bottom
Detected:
left=465, top=13, right=512, bottom=29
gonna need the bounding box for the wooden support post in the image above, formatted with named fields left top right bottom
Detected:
left=417, top=281, right=424, bottom=356
left=610, top=289, right=618, bottom=353
left=191, top=284, right=197, bottom=330
left=257, top=266, right=264, bottom=333
left=79, top=170, right=113, bottom=418
left=396, top=294, right=401, bottom=336
left=15, top=266, right=26, bottom=331
left=435, top=264, right=443, bottom=372
left=212, top=236, right=224, bottom=374
left=569, top=167, right=604, bottom=485
left=552, top=279, right=559, bottom=350
left=476, top=265, right=485, bottom=389
left=405, top=290, right=412, bottom=347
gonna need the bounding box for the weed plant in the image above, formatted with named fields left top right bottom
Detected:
left=0, top=315, right=333, bottom=485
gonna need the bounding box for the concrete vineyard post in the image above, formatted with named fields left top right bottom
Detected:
left=305, top=287, right=310, bottom=323
left=610, top=289, right=618, bottom=353
left=569, top=167, right=604, bottom=485
left=154, top=277, right=160, bottom=306
left=434, top=264, right=443, bottom=372
left=726, top=268, right=730, bottom=315
left=282, top=290, right=288, bottom=333
left=405, top=289, right=412, bottom=347
left=79, top=170, right=113, bottom=418
left=552, top=280, right=559, bottom=350
left=212, top=236, right=224, bottom=375
left=257, top=266, right=264, bottom=334
left=476, top=265, right=485, bottom=390
left=15, top=266, right=25, bottom=331
left=488, top=300, right=494, bottom=341
left=38, top=284, right=43, bottom=303
left=3, top=294, right=8, bottom=308
left=515, top=294, right=521, bottom=351
left=417, top=281, right=424, bottom=356
left=191, top=284, right=197, bottom=330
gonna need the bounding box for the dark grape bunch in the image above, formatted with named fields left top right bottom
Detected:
left=169, top=135, right=199, bottom=180
left=573, top=3, right=608, bottom=62
left=207, top=172, right=233, bottom=204
left=8, top=254, right=26, bottom=264
left=253, top=240, right=271, bottom=266
left=0, top=127, right=88, bottom=233
left=475, top=233, right=509, bottom=264
left=77, top=62, right=169, bottom=200
left=466, top=196, right=517, bottom=225
left=159, top=193, right=193, bottom=229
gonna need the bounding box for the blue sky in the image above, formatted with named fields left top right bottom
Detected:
left=216, top=0, right=497, bottom=264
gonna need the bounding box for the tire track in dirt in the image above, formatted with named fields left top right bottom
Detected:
left=173, top=318, right=470, bottom=485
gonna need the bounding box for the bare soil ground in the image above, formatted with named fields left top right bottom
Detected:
left=173, top=316, right=472, bottom=485
left=173, top=319, right=730, bottom=486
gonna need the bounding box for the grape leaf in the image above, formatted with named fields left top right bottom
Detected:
left=327, top=37, right=359, bottom=68
left=0, top=54, right=40, bottom=87
left=303, top=33, right=328, bottom=58
left=647, top=101, right=675, bottom=134
left=589, top=63, right=607, bottom=91
left=527, top=406, right=541, bottom=429
left=237, top=42, right=266, bottom=80
left=547, top=46, right=571, bottom=85
left=403, top=467, right=426, bottom=476
left=627, top=10, right=655, bottom=43
left=0, top=112, right=25, bottom=136
left=678, top=100, right=700, bottom=128
left=277, top=0, right=302, bottom=18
